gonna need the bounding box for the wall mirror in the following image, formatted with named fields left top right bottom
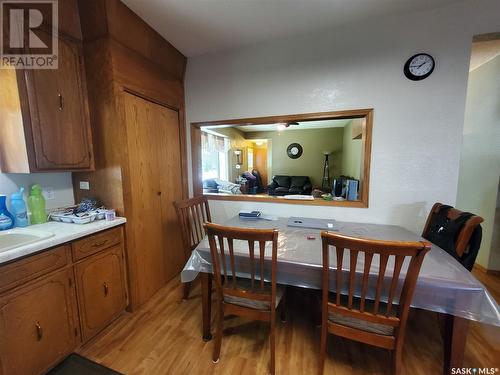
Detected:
left=191, top=109, right=373, bottom=207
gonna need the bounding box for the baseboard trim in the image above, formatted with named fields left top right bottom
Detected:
left=474, top=263, right=500, bottom=276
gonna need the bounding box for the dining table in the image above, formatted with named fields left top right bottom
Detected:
left=180, top=215, right=500, bottom=375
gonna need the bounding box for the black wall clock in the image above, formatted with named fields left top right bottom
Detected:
left=404, top=53, right=435, bottom=81
left=287, top=143, right=303, bottom=159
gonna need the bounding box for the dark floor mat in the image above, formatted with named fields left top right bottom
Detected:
left=47, top=353, right=123, bottom=375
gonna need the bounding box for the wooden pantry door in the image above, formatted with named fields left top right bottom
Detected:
left=123, top=92, right=184, bottom=304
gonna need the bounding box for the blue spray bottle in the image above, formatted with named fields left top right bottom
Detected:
left=10, top=188, right=29, bottom=227
left=0, top=195, right=14, bottom=231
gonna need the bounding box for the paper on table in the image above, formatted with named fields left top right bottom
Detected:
left=287, top=217, right=339, bottom=230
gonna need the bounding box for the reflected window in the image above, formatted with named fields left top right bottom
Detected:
left=201, top=130, right=230, bottom=181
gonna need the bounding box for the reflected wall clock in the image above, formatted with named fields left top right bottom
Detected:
left=287, top=143, right=303, bottom=159
left=404, top=53, right=435, bottom=81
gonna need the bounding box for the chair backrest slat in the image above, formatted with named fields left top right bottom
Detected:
left=335, top=247, right=344, bottom=305
left=321, top=231, right=431, bottom=330
left=174, top=196, right=212, bottom=257
left=373, top=253, right=389, bottom=315
left=218, top=235, right=228, bottom=280
left=259, top=241, right=266, bottom=289
left=204, top=223, right=279, bottom=304
left=348, top=250, right=358, bottom=309
left=386, top=255, right=405, bottom=316
left=359, top=252, right=373, bottom=313
left=228, top=238, right=236, bottom=287
left=249, top=240, right=255, bottom=290
left=190, top=206, right=200, bottom=243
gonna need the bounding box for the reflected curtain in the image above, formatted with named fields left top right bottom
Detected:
left=201, top=132, right=227, bottom=153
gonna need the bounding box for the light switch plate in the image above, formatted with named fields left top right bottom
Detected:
left=79, top=181, right=90, bottom=190
left=42, top=187, right=55, bottom=200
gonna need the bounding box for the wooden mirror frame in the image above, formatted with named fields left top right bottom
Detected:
left=191, top=108, right=373, bottom=208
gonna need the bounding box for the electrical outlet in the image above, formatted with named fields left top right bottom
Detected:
left=42, top=187, right=55, bottom=200
left=79, top=181, right=90, bottom=190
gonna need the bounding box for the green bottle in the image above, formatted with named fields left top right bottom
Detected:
left=28, top=184, right=47, bottom=224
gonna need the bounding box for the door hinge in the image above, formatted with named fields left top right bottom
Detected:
left=69, top=278, right=72, bottom=287
left=74, top=328, right=78, bottom=337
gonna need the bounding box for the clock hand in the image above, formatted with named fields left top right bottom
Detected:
left=411, top=62, right=427, bottom=69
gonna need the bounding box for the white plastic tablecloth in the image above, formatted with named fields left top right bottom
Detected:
left=181, top=217, right=500, bottom=326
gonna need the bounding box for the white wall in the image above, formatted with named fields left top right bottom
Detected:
left=0, top=173, right=75, bottom=211
left=185, top=0, right=500, bottom=233
left=456, top=55, right=500, bottom=270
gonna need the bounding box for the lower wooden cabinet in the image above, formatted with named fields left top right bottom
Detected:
left=0, top=268, right=79, bottom=375
left=75, top=245, right=127, bottom=341
left=0, top=225, right=127, bottom=375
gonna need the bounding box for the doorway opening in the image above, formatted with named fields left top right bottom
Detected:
left=456, top=32, right=500, bottom=272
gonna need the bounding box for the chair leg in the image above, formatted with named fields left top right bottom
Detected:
left=212, top=304, right=223, bottom=363
left=318, top=320, right=327, bottom=375
left=182, top=282, right=191, bottom=300
left=270, top=318, right=276, bottom=375
left=392, top=348, right=402, bottom=375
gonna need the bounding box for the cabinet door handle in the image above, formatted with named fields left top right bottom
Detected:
left=35, top=322, right=43, bottom=341
left=103, top=282, right=109, bottom=296
left=58, top=93, right=64, bottom=111
left=92, top=240, right=107, bottom=248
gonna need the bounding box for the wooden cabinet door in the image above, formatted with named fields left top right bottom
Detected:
left=254, top=147, right=268, bottom=186
left=0, top=268, right=79, bottom=375
left=23, top=31, right=93, bottom=171
left=75, top=245, right=127, bottom=341
left=122, top=92, right=186, bottom=306
left=154, top=105, right=186, bottom=280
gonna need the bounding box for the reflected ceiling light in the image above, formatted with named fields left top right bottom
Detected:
left=255, top=141, right=264, bottom=146
left=277, top=122, right=300, bottom=131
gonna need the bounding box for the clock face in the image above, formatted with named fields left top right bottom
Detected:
left=404, top=53, right=435, bottom=81
left=287, top=143, right=303, bottom=159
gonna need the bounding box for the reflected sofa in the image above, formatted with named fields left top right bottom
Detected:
left=267, top=175, right=312, bottom=196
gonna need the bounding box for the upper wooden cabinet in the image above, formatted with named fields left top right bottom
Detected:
left=0, top=20, right=94, bottom=172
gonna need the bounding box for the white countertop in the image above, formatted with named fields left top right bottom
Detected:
left=0, top=218, right=127, bottom=265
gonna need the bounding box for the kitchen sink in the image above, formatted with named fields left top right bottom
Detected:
left=0, top=228, right=54, bottom=253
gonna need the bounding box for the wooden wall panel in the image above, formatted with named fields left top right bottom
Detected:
left=110, top=41, right=184, bottom=110
left=75, top=0, right=188, bottom=309
left=104, top=0, right=186, bottom=81
left=10, top=0, right=83, bottom=40
left=78, top=0, right=186, bottom=81
left=72, top=38, right=125, bottom=215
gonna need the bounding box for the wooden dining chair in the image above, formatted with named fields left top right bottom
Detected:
left=422, top=202, right=483, bottom=258
left=174, top=196, right=212, bottom=299
left=319, top=231, right=431, bottom=375
left=204, top=222, right=285, bottom=375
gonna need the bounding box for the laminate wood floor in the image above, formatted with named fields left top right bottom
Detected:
left=79, top=270, right=500, bottom=375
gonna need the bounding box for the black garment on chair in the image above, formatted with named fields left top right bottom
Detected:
left=424, top=205, right=482, bottom=271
